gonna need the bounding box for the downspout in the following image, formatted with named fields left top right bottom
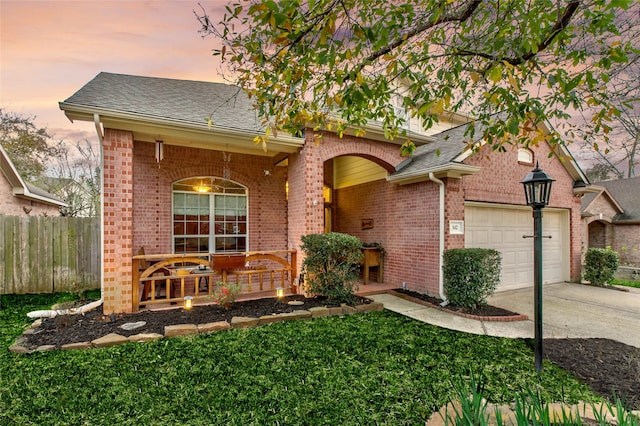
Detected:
left=27, top=115, right=106, bottom=319
left=428, top=172, right=448, bottom=306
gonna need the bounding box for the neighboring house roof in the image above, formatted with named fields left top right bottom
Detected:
left=388, top=117, right=588, bottom=186
left=584, top=177, right=640, bottom=223
left=0, top=144, right=67, bottom=208
left=59, top=72, right=304, bottom=156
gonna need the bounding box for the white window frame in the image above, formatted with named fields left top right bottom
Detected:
left=172, top=177, right=248, bottom=254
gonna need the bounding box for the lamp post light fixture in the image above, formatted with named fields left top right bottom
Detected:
left=521, top=161, right=555, bottom=372
left=276, top=287, right=284, bottom=299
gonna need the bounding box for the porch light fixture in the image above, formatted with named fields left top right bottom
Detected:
left=193, top=180, right=211, bottom=193
left=276, top=287, right=284, bottom=298
left=521, top=162, right=554, bottom=373
left=184, top=296, right=193, bottom=310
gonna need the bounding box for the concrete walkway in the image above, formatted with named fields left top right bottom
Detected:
left=368, top=282, right=640, bottom=348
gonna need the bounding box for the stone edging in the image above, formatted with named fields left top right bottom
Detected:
left=388, top=290, right=529, bottom=322
left=9, top=302, right=384, bottom=354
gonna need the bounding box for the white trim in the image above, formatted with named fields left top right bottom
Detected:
left=387, top=163, right=481, bottom=185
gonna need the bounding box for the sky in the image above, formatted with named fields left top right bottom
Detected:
left=1, top=0, right=227, bottom=145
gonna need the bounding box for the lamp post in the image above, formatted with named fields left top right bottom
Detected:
left=521, top=161, right=554, bottom=372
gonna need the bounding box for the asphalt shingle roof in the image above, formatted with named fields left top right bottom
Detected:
left=62, top=72, right=262, bottom=133
left=392, top=119, right=478, bottom=175
left=590, top=176, right=640, bottom=222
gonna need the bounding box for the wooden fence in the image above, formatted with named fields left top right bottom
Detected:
left=0, top=215, right=101, bottom=294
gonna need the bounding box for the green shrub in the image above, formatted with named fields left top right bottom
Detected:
left=211, top=281, right=242, bottom=309
left=443, top=248, right=501, bottom=309
left=300, top=232, right=363, bottom=303
left=584, top=247, right=619, bottom=286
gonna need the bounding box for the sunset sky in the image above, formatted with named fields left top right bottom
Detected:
left=1, top=0, right=227, bottom=144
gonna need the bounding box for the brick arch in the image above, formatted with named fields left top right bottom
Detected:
left=313, top=133, right=405, bottom=173
left=163, top=165, right=257, bottom=191
left=585, top=215, right=613, bottom=226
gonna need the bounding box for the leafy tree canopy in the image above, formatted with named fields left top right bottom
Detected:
left=0, top=108, right=59, bottom=181
left=198, top=0, right=638, bottom=155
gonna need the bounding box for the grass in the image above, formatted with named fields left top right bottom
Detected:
left=613, top=278, right=640, bottom=289
left=0, top=293, right=599, bottom=425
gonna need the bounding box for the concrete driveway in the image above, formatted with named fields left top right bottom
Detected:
left=487, top=282, right=640, bottom=348
left=369, top=282, right=640, bottom=348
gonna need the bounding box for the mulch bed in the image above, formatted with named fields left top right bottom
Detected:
left=392, top=288, right=522, bottom=317
left=22, top=294, right=358, bottom=349
left=19, top=292, right=640, bottom=410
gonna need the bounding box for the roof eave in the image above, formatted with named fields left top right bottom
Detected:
left=59, top=102, right=305, bottom=155
left=387, top=163, right=481, bottom=185
left=13, top=188, right=68, bottom=208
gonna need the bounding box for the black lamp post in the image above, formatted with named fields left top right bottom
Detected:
left=521, top=161, right=555, bottom=372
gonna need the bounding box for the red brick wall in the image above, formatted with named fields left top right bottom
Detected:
left=0, top=172, right=61, bottom=217
left=462, top=144, right=583, bottom=282
left=334, top=179, right=441, bottom=294
left=614, top=224, right=640, bottom=265
left=132, top=142, right=288, bottom=255
left=102, top=129, right=134, bottom=314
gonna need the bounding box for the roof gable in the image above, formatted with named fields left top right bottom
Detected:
left=0, top=144, right=67, bottom=208
left=388, top=116, right=587, bottom=185
left=590, top=177, right=640, bottom=222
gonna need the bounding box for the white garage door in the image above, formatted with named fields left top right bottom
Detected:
left=465, top=204, right=568, bottom=291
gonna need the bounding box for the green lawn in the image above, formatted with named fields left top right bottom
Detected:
left=613, top=278, right=640, bottom=289
left=0, top=293, right=597, bottom=425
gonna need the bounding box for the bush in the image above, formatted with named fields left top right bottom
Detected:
left=584, top=247, right=619, bottom=286
left=211, top=281, right=241, bottom=309
left=300, top=232, right=363, bottom=303
left=443, top=248, right=501, bottom=309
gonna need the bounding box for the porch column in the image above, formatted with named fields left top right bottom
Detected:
left=102, top=129, right=134, bottom=314
left=287, top=137, right=325, bottom=264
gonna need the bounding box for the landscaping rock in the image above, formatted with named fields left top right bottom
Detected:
left=128, top=333, right=163, bottom=343
left=309, top=306, right=331, bottom=318
left=287, top=300, right=304, bottom=306
left=119, top=321, right=146, bottom=331
left=60, top=342, right=92, bottom=351
left=8, top=344, right=29, bottom=354
left=279, top=310, right=312, bottom=320
left=35, top=345, right=56, bottom=352
left=341, top=304, right=357, bottom=315
left=198, top=321, right=230, bottom=333
left=258, top=314, right=284, bottom=325
left=92, top=333, right=129, bottom=348
left=231, top=316, right=260, bottom=329
left=328, top=306, right=343, bottom=316
left=164, top=324, right=198, bottom=337
left=355, top=302, right=384, bottom=313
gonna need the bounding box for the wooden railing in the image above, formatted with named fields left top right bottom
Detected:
left=132, top=250, right=297, bottom=311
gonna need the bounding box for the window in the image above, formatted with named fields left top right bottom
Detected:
left=518, top=148, right=534, bottom=165
left=172, top=177, right=247, bottom=254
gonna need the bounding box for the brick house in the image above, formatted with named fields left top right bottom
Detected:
left=0, top=144, right=66, bottom=216
left=581, top=176, right=640, bottom=266
left=60, top=72, right=589, bottom=314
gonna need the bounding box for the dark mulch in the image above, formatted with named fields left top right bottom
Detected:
left=393, top=288, right=520, bottom=316
left=20, top=292, right=640, bottom=410
left=544, top=338, right=640, bottom=410
left=22, top=294, right=360, bottom=350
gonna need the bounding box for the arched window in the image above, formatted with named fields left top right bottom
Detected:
left=518, top=148, right=534, bottom=165
left=172, top=177, right=248, bottom=254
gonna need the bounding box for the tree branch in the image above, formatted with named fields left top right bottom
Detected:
left=364, top=0, right=482, bottom=64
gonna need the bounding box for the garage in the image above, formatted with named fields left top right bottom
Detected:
left=464, top=203, right=569, bottom=291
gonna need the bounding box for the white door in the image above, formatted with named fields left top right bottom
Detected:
left=464, top=204, right=567, bottom=291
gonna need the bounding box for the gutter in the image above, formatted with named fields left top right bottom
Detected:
left=428, top=172, right=448, bottom=306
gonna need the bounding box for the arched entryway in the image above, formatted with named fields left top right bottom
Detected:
left=588, top=220, right=609, bottom=249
